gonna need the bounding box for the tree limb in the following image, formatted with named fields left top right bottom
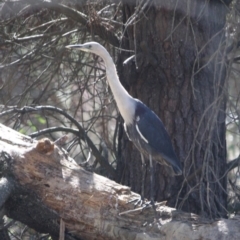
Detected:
left=227, top=155, right=240, bottom=173
left=1, top=123, right=240, bottom=239
left=13, top=1, right=120, bottom=47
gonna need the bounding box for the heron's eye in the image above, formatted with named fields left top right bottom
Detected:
left=88, top=45, right=92, bottom=49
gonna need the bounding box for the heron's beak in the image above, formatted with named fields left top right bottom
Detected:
left=65, top=44, right=90, bottom=53
left=65, top=44, right=84, bottom=49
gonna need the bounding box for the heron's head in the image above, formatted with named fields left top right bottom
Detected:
left=65, top=42, right=104, bottom=55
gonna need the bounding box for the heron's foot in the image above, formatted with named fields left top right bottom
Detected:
left=128, top=196, right=143, bottom=206
left=120, top=199, right=158, bottom=217
left=140, top=198, right=156, bottom=209
left=128, top=196, right=147, bottom=207
left=128, top=197, right=156, bottom=210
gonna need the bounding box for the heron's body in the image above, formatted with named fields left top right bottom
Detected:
left=124, top=99, right=182, bottom=174
left=66, top=42, right=182, bottom=202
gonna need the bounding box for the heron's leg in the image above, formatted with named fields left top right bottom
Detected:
left=149, top=154, right=155, bottom=206
left=128, top=154, right=146, bottom=207
left=140, top=153, right=146, bottom=200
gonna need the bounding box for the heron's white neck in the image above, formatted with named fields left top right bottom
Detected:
left=100, top=50, right=135, bottom=125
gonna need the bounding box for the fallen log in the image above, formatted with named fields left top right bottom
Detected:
left=0, top=123, right=239, bottom=240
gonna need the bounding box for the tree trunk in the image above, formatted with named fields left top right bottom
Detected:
left=0, top=123, right=240, bottom=240
left=117, top=0, right=228, bottom=218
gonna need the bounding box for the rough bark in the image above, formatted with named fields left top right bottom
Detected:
left=0, top=123, right=239, bottom=240
left=117, top=0, right=228, bottom=218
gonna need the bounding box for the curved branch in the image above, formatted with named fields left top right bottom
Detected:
left=27, top=2, right=120, bottom=47
left=0, top=106, right=116, bottom=178
left=29, top=127, right=79, bottom=138
left=227, top=155, right=240, bottom=173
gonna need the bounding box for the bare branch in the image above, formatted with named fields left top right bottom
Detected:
left=0, top=106, right=116, bottom=178
left=227, top=155, right=240, bottom=173
left=34, top=2, right=120, bottom=46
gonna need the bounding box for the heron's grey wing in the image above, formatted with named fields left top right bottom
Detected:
left=135, top=103, right=181, bottom=170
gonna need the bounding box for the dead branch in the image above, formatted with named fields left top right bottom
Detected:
left=0, top=123, right=240, bottom=240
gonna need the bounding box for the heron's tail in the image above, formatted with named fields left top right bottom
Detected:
left=172, top=164, right=182, bottom=176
